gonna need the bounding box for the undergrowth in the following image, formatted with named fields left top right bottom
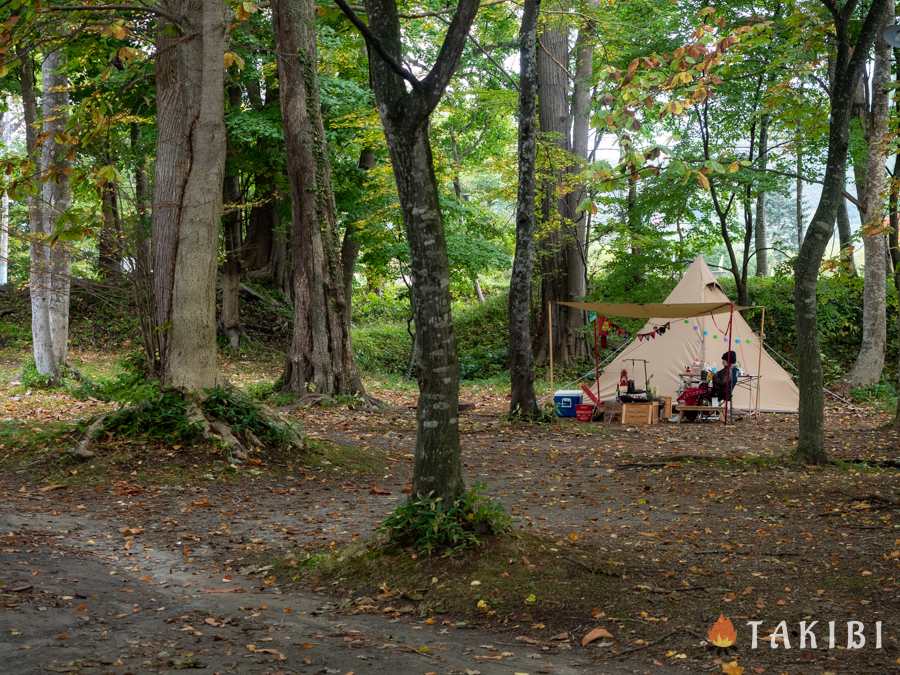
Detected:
left=380, top=484, right=511, bottom=555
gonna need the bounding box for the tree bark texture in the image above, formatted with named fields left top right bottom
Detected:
left=836, top=190, right=857, bottom=274
left=272, top=0, right=364, bottom=396
left=508, top=0, right=540, bottom=419
left=341, top=147, right=376, bottom=323
left=534, top=22, right=586, bottom=365
left=340, top=0, right=481, bottom=501
left=152, top=0, right=227, bottom=391
left=754, top=114, right=768, bottom=276
left=846, top=1, right=893, bottom=388
left=221, top=85, right=242, bottom=350
left=98, top=168, right=123, bottom=277
left=794, top=0, right=889, bottom=463
left=20, top=49, right=54, bottom=378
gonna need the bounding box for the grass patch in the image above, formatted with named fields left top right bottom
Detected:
left=304, top=438, right=388, bottom=475
left=277, top=531, right=622, bottom=632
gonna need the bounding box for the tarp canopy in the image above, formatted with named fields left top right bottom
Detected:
left=572, top=257, right=799, bottom=413
left=557, top=300, right=748, bottom=319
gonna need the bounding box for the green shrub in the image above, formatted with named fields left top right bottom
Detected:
left=102, top=389, right=204, bottom=444
left=352, top=288, right=412, bottom=324
left=380, top=484, right=511, bottom=555
left=20, top=357, right=57, bottom=389
left=850, top=382, right=897, bottom=411
left=454, top=295, right=509, bottom=379
left=352, top=323, right=412, bottom=374
left=202, top=386, right=300, bottom=449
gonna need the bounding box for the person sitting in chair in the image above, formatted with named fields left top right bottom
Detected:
left=712, top=351, right=739, bottom=402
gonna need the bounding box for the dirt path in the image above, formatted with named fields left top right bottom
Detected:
left=1, top=506, right=628, bottom=675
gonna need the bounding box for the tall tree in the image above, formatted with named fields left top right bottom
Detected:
left=508, top=0, right=540, bottom=419
left=151, top=0, right=227, bottom=390
left=534, top=17, right=586, bottom=365
left=221, top=84, right=243, bottom=351
left=23, top=48, right=72, bottom=381
left=845, top=1, right=893, bottom=387
left=19, top=48, right=50, bottom=377
left=793, top=0, right=890, bottom=464
left=335, top=0, right=480, bottom=501
left=272, top=0, right=364, bottom=395
left=754, top=113, right=769, bottom=276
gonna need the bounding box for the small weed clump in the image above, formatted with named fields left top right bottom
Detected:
left=201, top=386, right=301, bottom=450
left=380, top=484, right=511, bottom=555
left=102, top=389, right=205, bottom=445
left=20, top=357, right=57, bottom=389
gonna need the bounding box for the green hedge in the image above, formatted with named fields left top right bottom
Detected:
left=351, top=294, right=510, bottom=380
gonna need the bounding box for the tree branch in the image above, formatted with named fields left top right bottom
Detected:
left=333, top=0, right=423, bottom=90
left=42, top=3, right=183, bottom=28
left=419, top=0, right=482, bottom=112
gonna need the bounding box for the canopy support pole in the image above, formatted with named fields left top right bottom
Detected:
left=755, top=306, right=765, bottom=421
left=724, top=302, right=734, bottom=425
left=548, top=302, right=554, bottom=396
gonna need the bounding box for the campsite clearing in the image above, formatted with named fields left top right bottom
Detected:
left=1, top=353, right=897, bottom=673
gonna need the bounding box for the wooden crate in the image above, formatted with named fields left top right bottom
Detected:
left=621, top=402, right=658, bottom=425
left=661, top=396, right=673, bottom=418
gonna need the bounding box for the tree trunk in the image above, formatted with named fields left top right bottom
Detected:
left=337, top=0, right=480, bottom=501
left=98, top=167, right=122, bottom=277
left=796, top=140, right=804, bottom=248
left=794, top=0, right=889, bottom=464
left=836, top=190, right=857, bottom=274
left=152, top=0, right=227, bottom=391
left=272, top=0, right=363, bottom=396
left=221, top=85, right=242, bottom=350
left=244, top=195, right=275, bottom=272
left=754, top=114, right=769, bottom=276
left=508, top=0, right=540, bottom=419
left=569, top=13, right=592, bottom=299
left=534, top=22, right=586, bottom=365
left=19, top=49, right=54, bottom=378
left=0, top=108, right=11, bottom=286
left=221, top=173, right=242, bottom=350
left=341, top=147, right=376, bottom=322
left=891, top=65, right=900, bottom=428
left=846, top=2, right=892, bottom=388
left=40, top=51, right=72, bottom=375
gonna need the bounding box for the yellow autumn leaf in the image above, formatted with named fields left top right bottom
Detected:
left=721, top=660, right=744, bottom=675
left=696, top=172, right=711, bottom=191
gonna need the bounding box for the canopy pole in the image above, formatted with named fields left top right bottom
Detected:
left=594, top=317, right=601, bottom=403
left=548, top=302, right=554, bottom=395
left=755, top=306, right=765, bottom=421
left=724, top=302, right=734, bottom=425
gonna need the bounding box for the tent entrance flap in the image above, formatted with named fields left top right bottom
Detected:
left=557, top=300, right=747, bottom=319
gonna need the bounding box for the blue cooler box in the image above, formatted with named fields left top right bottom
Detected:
left=554, top=390, right=583, bottom=417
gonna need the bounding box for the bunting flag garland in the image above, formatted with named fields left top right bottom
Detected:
left=637, top=322, right=671, bottom=341
left=593, top=315, right=628, bottom=349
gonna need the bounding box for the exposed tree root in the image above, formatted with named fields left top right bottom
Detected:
left=70, top=414, right=109, bottom=459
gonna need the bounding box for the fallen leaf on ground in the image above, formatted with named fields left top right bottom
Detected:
left=581, top=626, right=613, bottom=647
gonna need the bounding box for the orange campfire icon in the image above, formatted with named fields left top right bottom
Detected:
left=707, top=614, right=737, bottom=648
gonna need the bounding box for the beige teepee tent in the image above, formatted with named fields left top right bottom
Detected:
left=588, top=257, right=799, bottom=412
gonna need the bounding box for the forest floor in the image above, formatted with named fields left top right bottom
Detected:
left=0, top=348, right=897, bottom=674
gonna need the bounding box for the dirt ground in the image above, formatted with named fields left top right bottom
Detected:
left=1, top=349, right=897, bottom=674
